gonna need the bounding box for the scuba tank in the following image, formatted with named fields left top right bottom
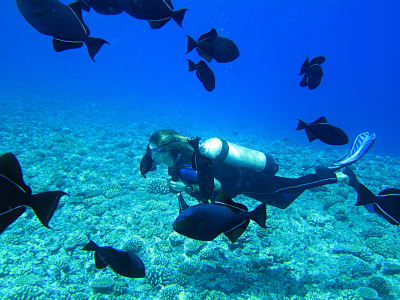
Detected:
left=199, top=137, right=278, bottom=175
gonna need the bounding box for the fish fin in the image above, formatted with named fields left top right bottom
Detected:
left=0, top=206, right=26, bottom=235
left=356, top=183, right=378, bottom=206
left=378, top=188, right=400, bottom=196
left=311, top=116, right=328, bottom=124
left=224, top=220, right=249, bottom=243
left=296, top=119, right=307, bottom=130
left=27, top=191, right=68, bottom=228
left=68, top=2, right=90, bottom=35
left=171, top=9, right=187, bottom=27
left=0, top=153, right=31, bottom=194
left=85, top=37, right=108, bottom=62
left=165, top=0, right=174, bottom=9
left=53, top=38, right=83, bottom=52
left=305, top=129, right=317, bottom=142
left=187, top=59, right=197, bottom=72
left=214, top=191, right=248, bottom=212
left=148, top=18, right=170, bottom=29
left=299, top=56, right=309, bottom=75
left=199, top=29, right=218, bottom=41
left=299, top=75, right=308, bottom=87
left=178, top=193, right=189, bottom=213
left=82, top=240, right=99, bottom=251
left=186, top=35, right=197, bottom=53
left=310, top=56, right=325, bottom=65
left=77, top=0, right=91, bottom=12
left=94, top=252, right=108, bottom=269
left=249, top=202, right=267, bottom=228
left=196, top=48, right=212, bottom=63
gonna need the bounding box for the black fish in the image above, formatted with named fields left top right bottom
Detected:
left=187, top=29, right=240, bottom=63
left=0, top=153, right=67, bottom=235
left=82, top=240, right=145, bottom=278
left=173, top=191, right=267, bottom=242
left=296, top=116, right=349, bottom=145
left=77, top=0, right=123, bottom=15
left=188, top=137, right=214, bottom=203
left=16, top=0, right=108, bottom=61
left=343, top=168, right=400, bottom=225
left=140, top=145, right=157, bottom=178
left=299, top=56, right=325, bottom=89
left=188, top=59, right=215, bottom=92
left=117, top=0, right=187, bottom=29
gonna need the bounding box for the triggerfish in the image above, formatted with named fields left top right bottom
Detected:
left=0, top=152, right=67, bottom=235
left=296, top=116, right=349, bottom=145
left=16, top=0, right=108, bottom=61
left=82, top=240, right=146, bottom=278
left=344, top=167, right=400, bottom=225
left=187, top=29, right=239, bottom=63
left=116, top=0, right=187, bottom=29
left=188, top=59, right=215, bottom=92
left=299, top=56, right=325, bottom=89
left=173, top=191, right=267, bottom=242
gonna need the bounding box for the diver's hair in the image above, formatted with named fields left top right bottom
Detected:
left=149, top=129, right=194, bottom=156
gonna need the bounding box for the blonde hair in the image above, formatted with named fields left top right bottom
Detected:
left=149, top=129, right=194, bottom=156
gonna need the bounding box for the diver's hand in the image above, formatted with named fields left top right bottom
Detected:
left=169, top=180, right=186, bottom=193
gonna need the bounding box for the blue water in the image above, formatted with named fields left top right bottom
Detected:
left=0, top=0, right=400, bottom=155
left=1, top=0, right=399, bottom=155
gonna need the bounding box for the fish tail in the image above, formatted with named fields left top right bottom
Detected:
left=186, top=35, right=197, bottom=53
left=250, top=202, right=267, bottom=228
left=27, top=191, right=68, bottom=229
left=85, top=37, right=109, bottom=62
left=296, top=119, right=307, bottom=130
left=356, top=183, right=378, bottom=206
left=82, top=240, right=98, bottom=251
left=171, top=8, right=187, bottom=27
left=187, top=59, right=197, bottom=72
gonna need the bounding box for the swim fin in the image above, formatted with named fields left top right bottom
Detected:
left=322, top=132, right=376, bottom=172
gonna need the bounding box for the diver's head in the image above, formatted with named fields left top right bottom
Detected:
left=148, top=129, right=193, bottom=167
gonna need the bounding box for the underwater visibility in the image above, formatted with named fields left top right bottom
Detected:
left=0, top=0, right=399, bottom=299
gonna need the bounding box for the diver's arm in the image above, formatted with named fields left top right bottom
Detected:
left=170, top=179, right=220, bottom=194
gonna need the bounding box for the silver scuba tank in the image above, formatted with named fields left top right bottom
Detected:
left=199, top=137, right=278, bottom=175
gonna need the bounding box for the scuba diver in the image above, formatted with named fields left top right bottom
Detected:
left=140, top=130, right=376, bottom=209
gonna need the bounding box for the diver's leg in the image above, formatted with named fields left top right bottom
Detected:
left=243, top=172, right=338, bottom=209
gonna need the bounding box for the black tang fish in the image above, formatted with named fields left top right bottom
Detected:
left=173, top=191, right=267, bottom=242
left=188, top=59, right=215, bottom=92
left=343, top=167, right=400, bottom=225
left=16, top=0, right=108, bottom=61
left=299, top=56, right=325, bottom=89
left=296, top=116, right=349, bottom=145
left=0, top=153, right=67, bottom=235
left=77, top=0, right=123, bottom=15
left=82, top=240, right=145, bottom=278
left=116, top=0, right=187, bottom=29
left=140, top=145, right=157, bottom=178
left=187, top=29, right=240, bottom=63
left=188, top=137, right=214, bottom=203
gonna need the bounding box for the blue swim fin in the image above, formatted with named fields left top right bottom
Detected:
left=324, top=132, right=376, bottom=171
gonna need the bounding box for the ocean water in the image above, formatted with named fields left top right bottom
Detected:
left=0, top=0, right=399, bottom=299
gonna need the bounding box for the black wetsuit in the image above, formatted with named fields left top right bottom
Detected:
left=169, top=153, right=338, bottom=209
